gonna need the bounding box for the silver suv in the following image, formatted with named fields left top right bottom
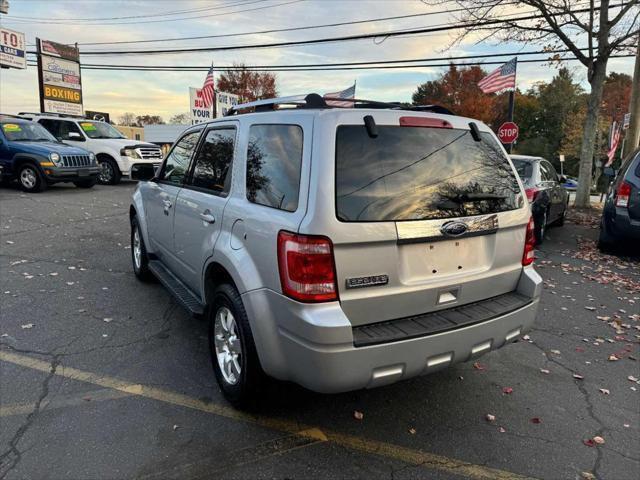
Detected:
left=130, top=94, right=541, bottom=405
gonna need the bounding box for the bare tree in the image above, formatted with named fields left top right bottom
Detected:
left=427, top=0, right=639, bottom=207
left=118, top=112, right=137, bottom=126
left=169, top=112, right=191, bottom=125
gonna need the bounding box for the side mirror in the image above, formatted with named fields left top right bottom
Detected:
left=603, top=167, right=615, bottom=177
left=131, top=164, right=156, bottom=182
left=558, top=175, right=567, bottom=183
left=68, top=132, right=83, bottom=140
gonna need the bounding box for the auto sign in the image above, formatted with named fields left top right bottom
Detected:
left=0, top=27, right=26, bottom=69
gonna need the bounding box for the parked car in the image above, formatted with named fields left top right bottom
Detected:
left=21, top=113, right=163, bottom=185
left=0, top=115, right=99, bottom=192
left=130, top=94, right=541, bottom=405
left=562, top=176, right=579, bottom=191
left=598, top=149, right=640, bottom=252
left=510, top=154, right=569, bottom=245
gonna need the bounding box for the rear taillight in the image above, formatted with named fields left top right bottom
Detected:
left=277, top=231, right=338, bottom=303
left=615, top=181, right=632, bottom=208
left=524, top=187, right=539, bottom=203
left=522, top=217, right=536, bottom=266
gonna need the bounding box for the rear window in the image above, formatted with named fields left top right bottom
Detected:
left=246, top=124, right=303, bottom=212
left=336, top=125, right=522, bottom=222
left=511, top=159, right=533, bottom=181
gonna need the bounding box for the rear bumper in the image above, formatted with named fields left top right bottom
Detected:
left=603, top=205, right=640, bottom=241
left=242, top=267, right=542, bottom=393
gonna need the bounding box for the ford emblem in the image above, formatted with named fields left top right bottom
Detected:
left=440, top=221, right=468, bottom=237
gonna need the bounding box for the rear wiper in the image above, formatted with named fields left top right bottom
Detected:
left=452, top=193, right=507, bottom=202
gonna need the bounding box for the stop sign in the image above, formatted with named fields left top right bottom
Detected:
left=498, top=122, right=519, bottom=144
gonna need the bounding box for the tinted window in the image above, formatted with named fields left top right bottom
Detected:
left=540, top=162, right=555, bottom=182
left=336, top=125, right=522, bottom=222
left=160, top=130, right=201, bottom=184
left=246, top=124, right=303, bottom=212
left=512, top=159, right=533, bottom=180
left=190, top=128, right=235, bottom=194
left=38, top=119, right=84, bottom=141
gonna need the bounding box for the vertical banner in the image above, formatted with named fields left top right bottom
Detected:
left=36, top=38, right=83, bottom=116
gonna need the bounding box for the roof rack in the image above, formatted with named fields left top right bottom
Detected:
left=17, top=111, right=87, bottom=119
left=224, top=93, right=453, bottom=116
left=0, top=113, right=31, bottom=120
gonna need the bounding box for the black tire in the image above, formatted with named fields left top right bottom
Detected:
left=73, top=179, right=97, bottom=188
left=534, top=209, right=548, bottom=245
left=555, top=201, right=568, bottom=226
left=597, top=218, right=615, bottom=253
left=97, top=156, right=121, bottom=185
left=18, top=163, right=47, bottom=193
left=209, top=283, right=264, bottom=407
left=130, top=216, right=154, bottom=281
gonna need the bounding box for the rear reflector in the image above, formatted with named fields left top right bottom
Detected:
left=399, top=116, right=453, bottom=129
left=522, top=216, right=536, bottom=266
left=615, top=181, right=632, bottom=208
left=277, top=231, right=338, bottom=303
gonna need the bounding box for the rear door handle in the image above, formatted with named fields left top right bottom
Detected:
left=162, top=200, right=172, bottom=215
left=200, top=212, right=216, bottom=224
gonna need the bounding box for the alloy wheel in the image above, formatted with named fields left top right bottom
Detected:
left=132, top=227, right=142, bottom=269
left=98, top=161, right=113, bottom=183
left=214, top=306, right=242, bottom=385
left=20, top=167, right=37, bottom=189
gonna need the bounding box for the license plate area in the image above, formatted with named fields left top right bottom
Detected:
left=78, top=169, right=90, bottom=176
left=398, top=236, right=492, bottom=284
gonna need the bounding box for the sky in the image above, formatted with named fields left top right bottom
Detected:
left=0, top=0, right=636, bottom=123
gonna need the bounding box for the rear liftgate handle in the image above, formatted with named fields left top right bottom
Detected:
left=162, top=200, right=172, bottom=215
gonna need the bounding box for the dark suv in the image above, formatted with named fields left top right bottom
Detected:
left=598, top=149, right=640, bottom=251
left=0, top=115, right=99, bottom=192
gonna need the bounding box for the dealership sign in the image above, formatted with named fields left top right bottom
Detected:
left=37, top=38, right=83, bottom=116
left=189, top=87, right=239, bottom=124
left=0, top=27, right=26, bottom=69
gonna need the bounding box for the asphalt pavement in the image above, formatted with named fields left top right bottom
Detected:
left=0, top=182, right=638, bottom=480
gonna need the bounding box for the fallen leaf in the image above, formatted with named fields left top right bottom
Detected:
left=628, top=375, right=639, bottom=382
left=173, top=424, right=179, bottom=431
left=473, top=362, right=486, bottom=370
left=581, top=472, right=596, bottom=480
left=540, top=368, right=550, bottom=374
left=573, top=374, right=584, bottom=380
left=502, top=387, right=513, bottom=394
left=83, top=396, right=91, bottom=402
left=485, top=413, right=496, bottom=422
left=21, top=323, right=33, bottom=329
left=599, top=388, right=610, bottom=395
left=522, top=334, right=531, bottom=340
left=103, top=318, right=112, bottom=323
left=550, top=349, right=561, bottom=355
left=593, top=436, right=605, bottom=445
left=498, top=426, right=506, bottom=433
left=584, top=306, right=596, bottom=311
left=408, top=428, right=416, bottom=435
left=608, top=354, right=619, bottom=361
left=530, top=417, right=542, bottom=424
left=353, top=410, right=364, bottom=420
left=583, top=439, right=595, bottom=447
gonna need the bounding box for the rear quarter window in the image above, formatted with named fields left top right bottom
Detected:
left=246, top=124, right=303, bottom=212
left=336, top=125, right=522, bottom=222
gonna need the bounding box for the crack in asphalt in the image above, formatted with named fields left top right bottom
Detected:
left=0, top=354, right=60, bottom=479
left=526, top=340, right=608, bottom=480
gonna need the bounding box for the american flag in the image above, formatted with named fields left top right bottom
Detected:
left=324, top=83, right=356, bottom=107
left=200, top=65, right=215, bottom=108
left=478, top=58, right=517, bottom=94
left=605, top=123, right=621, bottom=167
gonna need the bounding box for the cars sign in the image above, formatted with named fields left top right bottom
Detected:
left=498, top=122, right=519, bottom=144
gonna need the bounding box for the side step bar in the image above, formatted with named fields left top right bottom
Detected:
left=148, top=260, right=205, bottom=317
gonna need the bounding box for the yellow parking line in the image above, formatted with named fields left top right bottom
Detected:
left=0, top=350, right=536, bottom=480
left=0, top=388, right=131, bottom=417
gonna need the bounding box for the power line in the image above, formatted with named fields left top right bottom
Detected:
left=37, top=5, right=610, bottom=56
left=22, top=47, right=599, bottom=69
left=24, top=55, right=635, bottom=72
left=60, top=3, right=517, bottom=46
left=7, top=0, right=267, bottom=22
left=6, top=0, right=304, bottom=25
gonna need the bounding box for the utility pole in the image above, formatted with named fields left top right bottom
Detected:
left=623, top=34, right=640, bottom=157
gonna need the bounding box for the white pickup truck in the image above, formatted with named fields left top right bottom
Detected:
left=24, top=113, right=163, bottom=185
